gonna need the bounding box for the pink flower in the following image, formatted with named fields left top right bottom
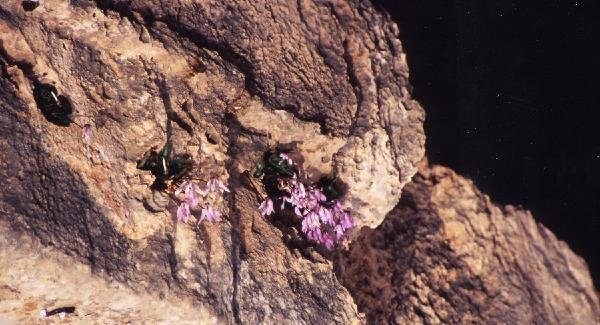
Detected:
left=318, top=206, right=334, bottom=226
left=301, top=211, right=320, bottom=233
left=177, top=202, right=191, bottom=223
left=174, top=181, right=187, bottom=196
left=281, top=180, right=310, bottom=215
left=255, top=151, right=357, bottom=250
left=259, top=198, right=274, bottom=216
left=320, top=232, right=335, bottom=250
left=83, top=124, right=92, bottom=141
left=308, top=188, right=326, bottom=203
left=298, top=197, right=356, bottom=249
left=185, top=187, right=200, bottom=207
left=205, top=177, right=230, bottom=194
left=306, top=228, right=322, bottom=242
left=200, top=205, right=221, bottom=223
left=332, top=201, right=355, bottom=230
left=334, top=224, right=345, bottom=239
left=175, top=180, right=204, bottom=208
left=339, top=211, right=355, bottom=230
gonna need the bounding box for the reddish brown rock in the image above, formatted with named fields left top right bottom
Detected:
left=0, top=0, right=597, bottom=324
left=339, top=163, right=600, bottom=324
left=0, top=0, right=423, bottom=323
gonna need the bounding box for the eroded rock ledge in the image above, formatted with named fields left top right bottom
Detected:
left=339, top=163, right=599, bottom=324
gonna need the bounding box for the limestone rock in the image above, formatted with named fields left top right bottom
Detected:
left=338, top=163, right=600, bottom=324
left=0, top=225, right=218, bottom=324
left=0, top=0, right=424, bottom=323
left=0, top=0, right=597, bottom=324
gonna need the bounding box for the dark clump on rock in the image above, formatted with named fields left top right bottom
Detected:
left=21, top=0, right=39, bottom=12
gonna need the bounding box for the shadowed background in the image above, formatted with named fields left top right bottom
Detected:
left=372, top=0, right=600, bottom=286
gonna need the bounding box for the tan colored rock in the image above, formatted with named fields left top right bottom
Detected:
left=0, top=222, right=218, bottom=324
left=236, top=100, right=345, bottom=182
left=1, top=0, right=596, bottom=323
left=339, top=163, right=600, bottom=324
left=0, top=0, right=425, bottom=322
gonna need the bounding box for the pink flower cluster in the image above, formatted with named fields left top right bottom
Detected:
left=174, top=178, right=229, bottom=225
left=258, top=155, right=355, bottom=249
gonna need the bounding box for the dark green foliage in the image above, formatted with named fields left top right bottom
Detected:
left=32, top=81, right=73, bottom=126
left=252, top=148, right=298, bottom=197
left=317, top=172, right=345, bottom=201
left=169, top=156, right=193, bottom=183
left=253, top=148, right=295, bottom=179
left=252, top=161, right=265, bottom=178
left=252, top=147, right=347, bottom=201
left=137, top=143, right=193, bottom=190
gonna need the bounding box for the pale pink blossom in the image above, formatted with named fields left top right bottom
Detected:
left=200, top=205, right=221, bottom=223
left=177, top=202, right=191, bottom=223
left=259, top=198, right=274, bottom=216
left=258, top=153, right=356, bottom=250
left=176, top=180, right=203, bottom=208
left=205, top=177, right=230, bottom=194
left=82, top=124, right=92, bottom=142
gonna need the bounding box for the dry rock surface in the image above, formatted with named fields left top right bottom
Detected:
left=0, top=222, right=217, bottom=324
left=0, top=0, right=597, bottom=324
left=339, top=163, right=600, bottom=324
left=0, top=0, right=423, bottom=323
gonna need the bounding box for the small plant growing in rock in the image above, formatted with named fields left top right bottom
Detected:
left=250, top=148, right=355, bottom=249
left=137, top=143, right=229, bottom=226
left=136, top=143, right=193, bottom=190
left=32, top=80, right=94, bottom=141
left=33, top=81, right=76, bottom=126
left=21, top=0, right=39, bottom=11
left=173, top=177, right=229, bottom=224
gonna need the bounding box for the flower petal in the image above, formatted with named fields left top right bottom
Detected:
left=259, top=199, right=274, bottom=216
left=175, top=180, right=190, bottom=196
left=177, top=202, right=191, bottom=223
left=82, top=124, right=92, bottom=142
left=217, top=179, right=230, bottom=193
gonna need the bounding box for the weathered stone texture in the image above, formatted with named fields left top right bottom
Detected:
left=0, top=0, right=424, bottom=323
left=339, top=163, right=600, bottom=324
left=0, top=0, right=597, bottom=324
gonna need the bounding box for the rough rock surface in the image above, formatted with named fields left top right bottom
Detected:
left=0, top=0, right=423, bottom=323
left=0, top=222, right=217, bottom=324
left=0, top=0, right=598, bottom=324
left=339, top=163, right=600, bottom=324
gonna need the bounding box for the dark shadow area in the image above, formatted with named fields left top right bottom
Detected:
left=0, top=71, right=131, bottom=279
left=336, top=186, right=444, bottom=323
left=42, top=306, right=76, bottom=318
left=372, top=0, right=600, bottom=286
left=337, top=169, right=599, bottom=323
left=21, top=0, right=40, bottom=12
left=32, top=81, right=75, bottom=127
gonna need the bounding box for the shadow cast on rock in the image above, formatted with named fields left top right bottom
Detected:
left=333, top=174, right=477, bottom=324
left=0, top=75, right=131, bottom=279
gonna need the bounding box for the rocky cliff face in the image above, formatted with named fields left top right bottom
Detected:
left=339, top=163, right=599, bottom=324
left=0, top=0, right=597, bottom=324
